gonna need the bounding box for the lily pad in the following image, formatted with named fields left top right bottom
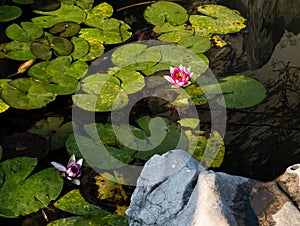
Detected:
left=72, top=73, right=128, bottom=112
left=0, top=78, right=56, bottom=109
left=51, top=36, right=73, bottom=56
left=0, top=157, right=63, bottom=217
left=12, top=0, right=34, bottom=4
left=114, top=69, right=145, bottom=94
left=178, top=36, right=212, bottom=54
left=50, top=22, right=81, bottom=37
left=6, top=22, right=43, bottom=41
left=78, top=40, right=104, bottom=61
left=50, top=189, right=128, bottom=225
left=0, top=99, right=9, bottom=113
left=189, top=4, right=246, bottom=37
left=28, top=56, right=88, bottom=94
left=153, top=23, right=194, bottom=43
left=144, top=1, right=189, bottom=26
left=28, top=117, right=73, bottom=150
left=201, top=75, right=266, bottom=108
left=71, top=37, right=89, bottom=60
left=30, top=39, right=52, bottom=60
left=84, top=2, right=114, bottom=27
left=0, top=5, right=22, bottom=22
left=32, top=3, right=86, bottom=28
left=5, top=41, right=35, bottom=61
left=218, top=75, right=266, bottom=108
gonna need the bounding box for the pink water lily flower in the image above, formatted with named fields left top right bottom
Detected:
left=164, top=64, right=193, bottom=88
left=51, top=155, right=83, bottom=185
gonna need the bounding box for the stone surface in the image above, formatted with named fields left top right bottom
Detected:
left=126, top=150, right=300, bottom=226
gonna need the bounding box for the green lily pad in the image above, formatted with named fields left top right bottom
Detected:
left=178, top=36, right=212, bottom=54
left=28, top=117, right=73, bottom=150
left=1, top=78, right=56, bottom=109
left=153, top=23, right=194, bottom=43
left=144, top=1, right=189, bottom=26
left=6, top=22, right=43, bottom=41
left=49, top=189, right=129, bottom=226
left=177, top=118, right=200, bottom=129
left=218, top=75, right=266, bottom=108
left=5, top=41, right=35, bottom=61
left=71, top=37, right=89, bottom=60
left=30, top=39, right=52, bottom=60
left=50, top=22, right=81, bottom=37
left=111, top=43, right=148, bottom=68
left=189, top=4, right=246, bottom=37
left=28, top=56, right=88, bottom=94
left=0, top=157, right=63, bottom=217
left=0, top=5, right=22, bottom=22
left=114, top=69, right=145, bottom=94
left=51, top=36, right=73, bottom=56
left=32, top=3, right=86, bottom=28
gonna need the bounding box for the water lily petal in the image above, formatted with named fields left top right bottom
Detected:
left=164, top=75, right=174, bottom=83
left=67, top=154, right=76, bottom=168
left=76, top=158, right=83, bottom=167
left=51, top=162, right=67, bottom=172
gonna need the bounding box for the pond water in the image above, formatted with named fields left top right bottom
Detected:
left=0, top=0, right=299, bottom=225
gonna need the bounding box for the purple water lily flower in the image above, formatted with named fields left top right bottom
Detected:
left=164, top=64, right=193, bottom=88
left=51, top=155, right=83, bottom=185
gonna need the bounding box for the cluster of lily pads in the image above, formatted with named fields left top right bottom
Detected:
left=0, top=1, right=267, bottom=225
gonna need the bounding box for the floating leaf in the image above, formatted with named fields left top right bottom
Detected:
left=1, top=78, right=56, bottom=109
left=218, top=76, right=266, bottom=108
left=84, top=2, right=114, bottom=27
left=6, top=22, right=43, bottom=42
left=71, top=37, right=89, bottom=60
left=30, top=39, right=52, bottom=60
left=5, top=41, right=35, bottom=61
left=51, top=36, right=73, bottom=56
left=73, top=74, right=128, bottom=112
left=32, top=4, right=86, bottom=28
left=0, top=99, right=9, bottom=113
left=185, top=130, right=225, bottom=168
left=178, top=36, right=211, bottom=54
left=201, top=75, right=266, bottom=108
left=78, top=40, right=104, bottom=61
left=0, top=157, right=63, bottom=217
left=0, top=5, right=22, bottom=22
left=28, top=56, right=88, bottom=94
left=28, top=117, right=73, bottom=150
left=153, top=23, right=194, bottom=42
left=177, top=118, right=200, bottom=129
left=144, top=1, right=188, bottom=26
left=48, top=190, right=128, bottom=226
left=189, top=4, right=246, bottom=37
left=114, top=69, right=145, bottom=94
left=49, top=22, right=81, bottom=37
left=54, top=189, right=102, bottom=215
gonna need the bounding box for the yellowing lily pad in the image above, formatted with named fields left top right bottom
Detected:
left=189, top=4, right=246, bottom=37
left=0, top=99, right=9, bottom=113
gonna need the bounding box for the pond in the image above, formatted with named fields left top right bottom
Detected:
left=0, top=0, right=299, bottom=225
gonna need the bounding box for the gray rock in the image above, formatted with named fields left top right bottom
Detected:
left=126, top=150, right=300, bottom=226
